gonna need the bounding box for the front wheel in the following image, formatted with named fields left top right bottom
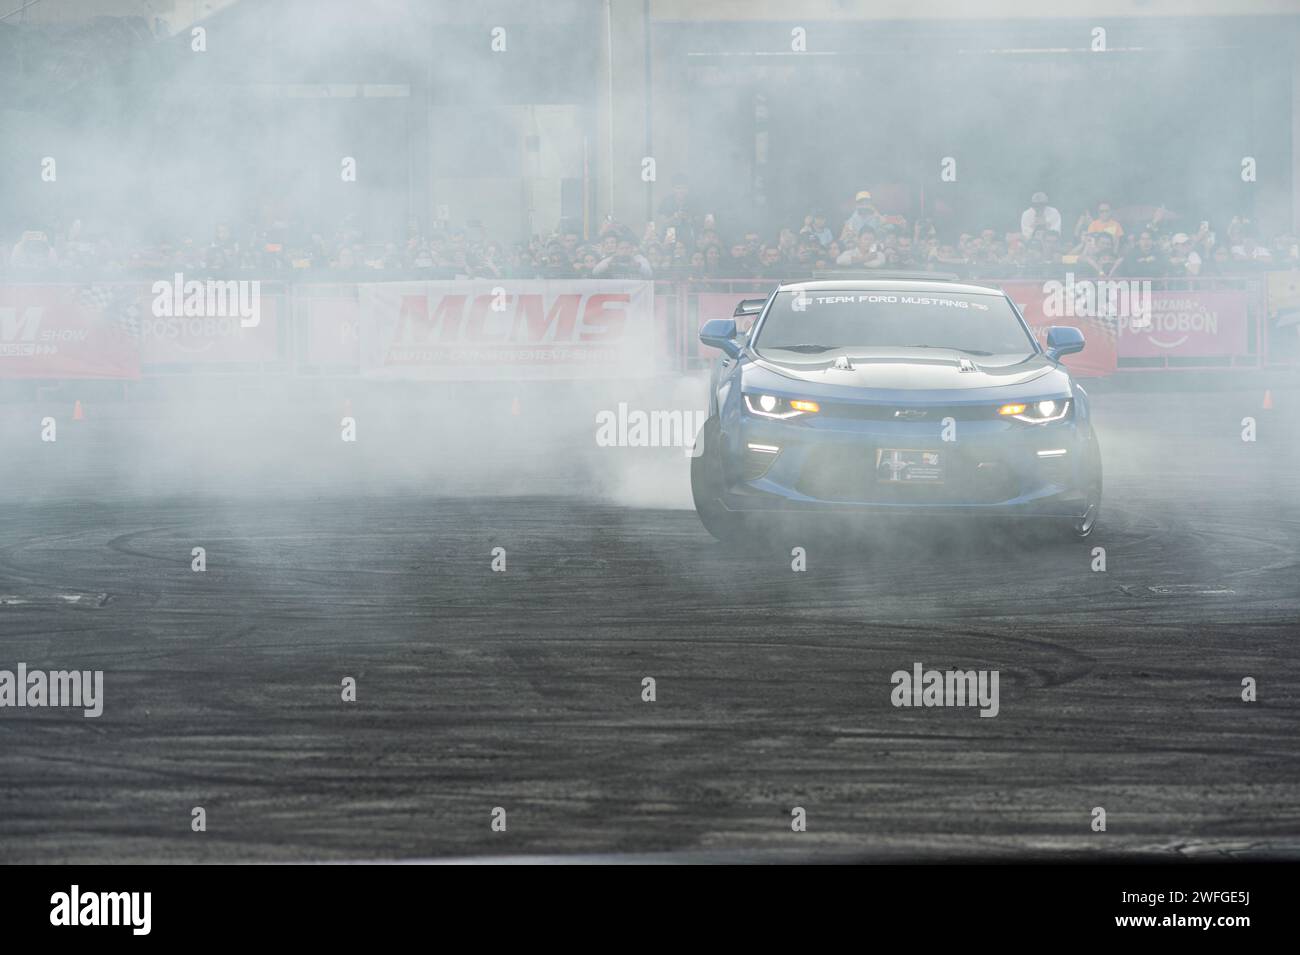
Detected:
left=1068, top=437, right=1103, bottom=539
left=690, top=416, right=749, bottom=544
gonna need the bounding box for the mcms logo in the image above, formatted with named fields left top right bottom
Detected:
left=395, top=292, right=631, bottom=343
left=0, top=306, right=76, bottom=354
left=1, top=306, right=41, bottom=340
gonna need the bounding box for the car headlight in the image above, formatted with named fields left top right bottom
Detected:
left=744, top=393, right=821, bottom=419
left=997, top=399, right=1071, bottom=423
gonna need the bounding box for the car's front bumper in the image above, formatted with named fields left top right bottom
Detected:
left=719, top=411, right=1092, bottom=519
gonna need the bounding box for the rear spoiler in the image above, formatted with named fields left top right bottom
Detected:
left=810, top=270, right=959, bottom=282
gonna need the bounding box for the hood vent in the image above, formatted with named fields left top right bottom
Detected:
left=958, top=358, right=977, bottom=373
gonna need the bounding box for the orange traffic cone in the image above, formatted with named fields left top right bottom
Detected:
left=73, top=400, right=84, bottom=421
left=510, top=397, right=520, bottom=416
left=1262, top=390, right=1274, bottom=410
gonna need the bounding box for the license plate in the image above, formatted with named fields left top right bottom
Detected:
left=876, top=448, right=943, bottom=483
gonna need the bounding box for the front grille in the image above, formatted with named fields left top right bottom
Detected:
left=819, top=403, right=997, bottom=422
left=796, top=444, right=1022, bottom=504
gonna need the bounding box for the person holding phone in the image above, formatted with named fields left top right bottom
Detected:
left=656, top=173, right=696, bottom=246
left=593, top=236, right=653, bottom=279
left=800, top=208, right=832, bottom=247
left=1020, top=191, right=1061, bottom=240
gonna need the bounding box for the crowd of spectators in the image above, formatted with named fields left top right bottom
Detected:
left=7, top=184, right=1299, bottom=284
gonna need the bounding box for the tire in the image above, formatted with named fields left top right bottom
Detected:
left=690, top=416, right=750, bottom=544
left=1068, top=436, right=1103, bottom=539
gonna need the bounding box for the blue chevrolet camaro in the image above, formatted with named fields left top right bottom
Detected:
left=691, top=277, right=1102, bottom=542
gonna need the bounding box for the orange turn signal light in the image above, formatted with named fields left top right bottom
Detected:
left=790, top=399, right=820, bottom=413
left=997, top=403, right=1026, bottom=416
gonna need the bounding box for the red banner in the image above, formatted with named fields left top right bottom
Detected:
left=0, top=279, right=1262, bottom=380
left=358, top=280, right=656, bottom=380
left=0, top=285, right=140, bottom=380
left=1119, top=290, right=1250, bottom=358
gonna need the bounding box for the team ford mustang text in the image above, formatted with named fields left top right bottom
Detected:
left=691, top=277, right=1102, bottom=541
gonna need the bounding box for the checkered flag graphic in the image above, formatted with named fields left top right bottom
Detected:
left=78, top=284, right=141, bottom=339
left=1087, top=311, right=1121, bottom=347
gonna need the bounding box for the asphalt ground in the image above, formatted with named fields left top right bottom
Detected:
left=0, top=379, right=1297, bottom=862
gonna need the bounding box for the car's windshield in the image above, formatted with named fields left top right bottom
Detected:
left=753, top=289, right=1036, bottom=358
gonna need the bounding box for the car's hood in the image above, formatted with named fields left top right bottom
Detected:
left=745, top=347, right=1066, bottom=399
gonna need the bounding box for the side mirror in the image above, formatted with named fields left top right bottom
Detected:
left=1046, top=326, right=1085, bottom=361
left=700, top=317, right=741, bottom=358
left=733, top=298, right=766, bottom=318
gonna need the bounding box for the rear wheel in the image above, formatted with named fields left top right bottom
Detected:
left=691, top=416, right=750, bottom=544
